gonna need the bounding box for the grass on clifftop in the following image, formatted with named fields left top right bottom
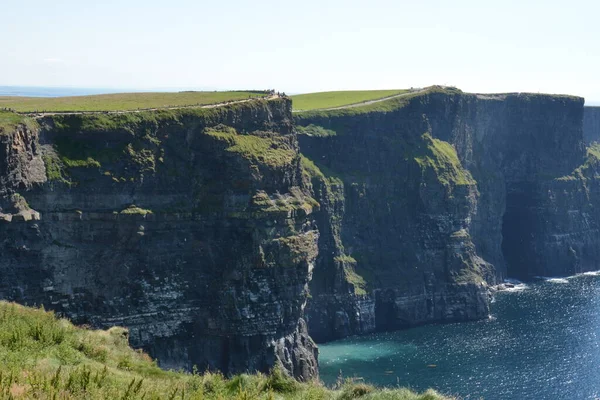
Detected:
left=294, top=87, right=464, bottom=120
left=291, top=90, right=409, bottom=111
left=0, top=301, right=452, bottom=399
left=0, top=91, right=268, bottom=112
left=0, top=110, right=38, bottom=134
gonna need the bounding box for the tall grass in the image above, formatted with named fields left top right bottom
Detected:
left=0, top=302, right=453, bottom=399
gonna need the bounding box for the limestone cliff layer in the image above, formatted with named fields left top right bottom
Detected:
left=296, top=88, right=591, bottom=341
left=0, top=101, right=319, bottom=380
left=584, top=106, right=600, bottom=144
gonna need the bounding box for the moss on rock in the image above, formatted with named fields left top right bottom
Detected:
left=414, top=133, right=476, bottom=187
left=205, top=125, right=296, bottom=168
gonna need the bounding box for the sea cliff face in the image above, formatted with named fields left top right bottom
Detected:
left=0, top=88, right=596, bottom=377
left=296, top=88, right=591, bottom=341
left=584, top=106, right=600, bottom=144
left=0, top=100, right=319, bottom=380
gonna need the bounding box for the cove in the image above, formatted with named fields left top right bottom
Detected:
left=318, top=273, right=600, bottom=399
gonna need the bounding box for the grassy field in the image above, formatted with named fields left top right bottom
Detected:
left=291, top=90, right=409, bottom=111
left=0, top=301, right=453, bottom=399
left=0, top=91, right=269, bottom=112
left=294, top=87, right=464, bottom=120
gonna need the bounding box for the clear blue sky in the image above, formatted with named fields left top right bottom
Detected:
left=1, top=0, right=599, bottom=101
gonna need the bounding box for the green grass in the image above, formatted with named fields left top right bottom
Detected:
left=556, top=143, right=600, bottom=181
left=0, top=301, right=453, bottom=399
left=0, top=91, right=269, bottom=112
left=414, top=133, right=475, bottom=186
left=294, top=87, right=464, bottom=121
left=296, top=124, right=337, bottom=137
left=333, top=256, right=368, bottom=295
left=334, top=255, right=357, bottom=264
left=205, top=125, right=296, bottom=168
left=291, top=90, right=409, bottom=111
left=0, top=110, right=38, bottom=134
left=301, top=155, right=326, bottom=180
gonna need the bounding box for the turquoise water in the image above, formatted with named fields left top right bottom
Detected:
left=318, top=273, right=600, bottom=399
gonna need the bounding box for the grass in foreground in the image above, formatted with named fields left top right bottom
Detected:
left=0, top=91, right=268, bottom=112
left=0, top=301, right=453, bottom=399
left=291, top=90, right=409, bottom=111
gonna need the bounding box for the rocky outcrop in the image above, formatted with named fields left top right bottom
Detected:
left=295, top=88, right=589, bottom=341
left=0, top=101, right=319, bottom=380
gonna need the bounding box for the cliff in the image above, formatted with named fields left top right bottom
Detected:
left=0, top=101, right=319, bottom=380
left=295, top=87, right=591, bottom=341
left=0, top=87, right=596, bottom=377
left=584, top=106, right=600, bottom=144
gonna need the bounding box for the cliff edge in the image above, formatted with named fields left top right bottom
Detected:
left=0, top=100, right=319, bottom=380
left=295, top=87, right=592, bottom=341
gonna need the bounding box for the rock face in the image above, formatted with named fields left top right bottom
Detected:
left=295, top=88, right=593, bottom=341
left=0, top=102, right=319, bottom=380
left=0, top=88, right=597, bottom=376
left=584, top=106, right=600, bottom=144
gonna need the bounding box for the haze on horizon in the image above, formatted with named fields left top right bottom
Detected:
left=1, top=0, right=599, bottom=102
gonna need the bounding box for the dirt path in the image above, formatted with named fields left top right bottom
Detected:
left=24, top=94, right=281, bottom=118
left=292, top=88, right=426, bottom=113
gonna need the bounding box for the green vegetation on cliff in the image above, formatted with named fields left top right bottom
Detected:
left=296, top=124, right=337, bottom=137
left=41, top=99, right=288, bottom=185
left=301, top=155, right=371, bottom=296
left=335, top=256, right=368, bottom=296
left=556, top=143, right=600, bottom=181
left=0, top=301, right=451, bottom=399
left=0, top=91, right=268, bottom=112
left=291, top=90, right=408, bottom=111
left=205, top=125, right=296, bottom=168
left=0, top=111, right=38, bottom=133
left=415, top=134, right=475, bottom=186
left=300, top=155, right=326, bottom=180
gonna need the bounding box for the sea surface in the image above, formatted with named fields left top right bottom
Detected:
left=0, top=86, right=128, bottom=97
left=318, top=273, right=600, bottom=399
left=0, top=86, right=215, bottom=98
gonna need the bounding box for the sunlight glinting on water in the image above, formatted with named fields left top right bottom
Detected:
left=318, top=274, right=600, bottom=400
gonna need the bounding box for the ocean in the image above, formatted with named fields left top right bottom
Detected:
left=0, top=86, right=130, bottom=98
left=319, top=273, right=600, bottom=399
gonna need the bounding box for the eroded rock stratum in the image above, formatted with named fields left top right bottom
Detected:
left=0, top=100, right=318, bottom=380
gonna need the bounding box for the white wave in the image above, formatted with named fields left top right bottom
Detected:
left=495, top=282, right=529, bottom=292
left=496, top=278, right=529, bottom=292
left=534, top=276, right=569, bottom=283
left=533, top=270, right=600, bottom=282
left=548, top=278, right=569, bottom=283
left=502, top=283, right=529, bottom=292
left=578, top=270, right=600, bottom=277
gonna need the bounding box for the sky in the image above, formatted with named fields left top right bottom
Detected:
left=1, top=0, right=599, bottom=102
